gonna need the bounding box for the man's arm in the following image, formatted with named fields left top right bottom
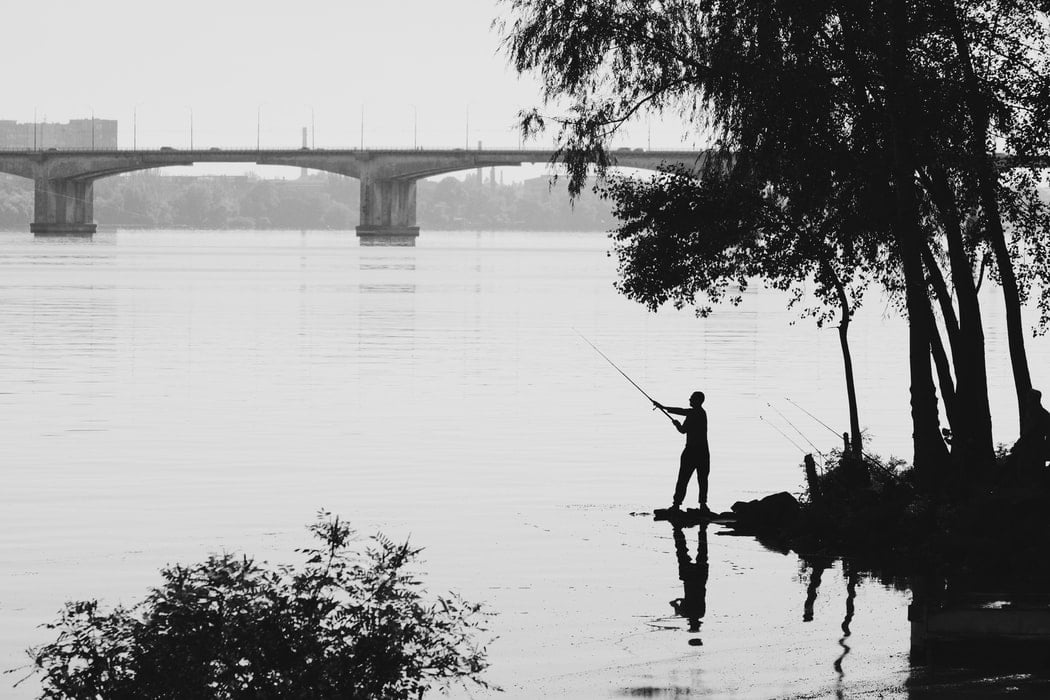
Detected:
left=653, top=401, right=689, bottom=416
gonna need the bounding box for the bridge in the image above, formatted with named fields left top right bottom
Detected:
left=0, top=148, right=707, bottom=239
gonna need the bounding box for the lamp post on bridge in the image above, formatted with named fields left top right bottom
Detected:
left=257, top=105, right=262, bottom=151
left=91, top=106, right=95, bottom=150
left=413, top=105, right=418, bottom=149
left=33, top=107, right=37, bottom=150
left=189, top=107, right=194, bottom=150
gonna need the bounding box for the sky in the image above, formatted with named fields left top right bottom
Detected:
left=4, top=1, right=522, bottom=150
left=2, top=0, right=694, bottom=156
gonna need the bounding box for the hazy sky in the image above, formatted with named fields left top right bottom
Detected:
left=3, top=1, right=694, bottom=179
left=4, top=1, right=537, bottom=148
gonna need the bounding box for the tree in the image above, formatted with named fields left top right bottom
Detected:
left=240, top=180, right=280, bottom=225
left=172, top=183, right=213, bottom=228
left=500, top=0, right=1050, bottom=475
left=20, top=513, right=492, bottom=700
left=322, top=201, right=354, bottom=229
left=604, top=165, right=875, bottom=458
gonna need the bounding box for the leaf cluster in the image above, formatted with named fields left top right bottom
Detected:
left=21, top=512, right=492, bottom=700
left=501, top=0, right=1050, bottom=333
left=603, top=163, right=880, bottom=327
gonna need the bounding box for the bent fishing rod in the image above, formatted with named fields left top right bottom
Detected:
left=573, top=330, right=676, bottom=423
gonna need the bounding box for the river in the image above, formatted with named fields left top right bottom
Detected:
left=1, top=229, right=1047, bottom=698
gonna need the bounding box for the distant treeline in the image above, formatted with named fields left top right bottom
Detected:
left=0, top=171, right=615, bottom=231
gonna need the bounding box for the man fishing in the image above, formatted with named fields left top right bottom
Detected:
left=653, top=392, right=712, bottom=515
left=573, top=332, right=714, bottom=514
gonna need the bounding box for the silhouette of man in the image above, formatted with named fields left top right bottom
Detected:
left=1012, top=388, right=1050, bottom=473
left=654, top=391, right=711, bottom=514
left=671, top=524, right=709, bottom=638
left=1025, top=389, right=1050, bottom=459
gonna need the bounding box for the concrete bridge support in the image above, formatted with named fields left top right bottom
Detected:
left=31, top=177, right=97, bottom=236
left=356, top=177, right=419, bottom=242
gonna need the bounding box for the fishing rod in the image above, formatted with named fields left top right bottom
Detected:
left=784, top=396, right=886, bottom=466
left=785, top=397, right=842, bottom=440
left=573, top=329, right=676, bottom=423
left=760, top=415, right=808, bottom=456
left=767, top=401, right=825, bottom=458
left=783, top=397, right=908, bottom=485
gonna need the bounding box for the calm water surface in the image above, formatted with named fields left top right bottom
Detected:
left=2, top=229, right=1048, bottom=697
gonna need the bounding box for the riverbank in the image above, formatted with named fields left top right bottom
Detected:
left=752, top=454, right=1050, bottom=579
left=713, top=446, right=1050, bottom=581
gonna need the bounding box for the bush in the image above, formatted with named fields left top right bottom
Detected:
left=19, top=513, right=492, bottom=699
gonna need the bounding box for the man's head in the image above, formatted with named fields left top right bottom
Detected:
left=689, top=391, right=705, bottom=408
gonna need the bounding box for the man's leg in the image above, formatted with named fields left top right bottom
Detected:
left=696, top=458, right=711, bottom=509
left=673, top=451, right=695, bottom=507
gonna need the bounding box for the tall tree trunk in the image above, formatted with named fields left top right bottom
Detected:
left=887, top=0, right=950, bottom=473
left=821, top=256, right=863, bottom=457
left=917, top=219, right=961, bottom=351
left=898, top=230, right=952, bottom=472
left=921, top=166, right=996, bottom=470
left=944, top=1, right=1033, bottom=432
left=919, top=239, right=962, bottom=433
left=928, top=313, right=959, bottom=434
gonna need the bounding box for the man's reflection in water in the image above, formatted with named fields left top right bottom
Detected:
left=671, top=524, right=709, bottom=645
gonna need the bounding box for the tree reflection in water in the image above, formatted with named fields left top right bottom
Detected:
left=799, top=555, right=860, bottom=698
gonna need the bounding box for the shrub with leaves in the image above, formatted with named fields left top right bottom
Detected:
left=19, top=512, right=492, bottom=699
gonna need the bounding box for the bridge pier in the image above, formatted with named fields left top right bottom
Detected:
left=356, top=177, right=419, bottom=244
left=31, top=177, right=96, bottom=236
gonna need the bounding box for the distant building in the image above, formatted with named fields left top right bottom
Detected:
left=0, top=118, right=118, bottom=150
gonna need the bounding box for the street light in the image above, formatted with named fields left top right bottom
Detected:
left=33, top=107, right=37, bottom=150
left=257, top=105, right=262, bottom=151
left=413, top=105, right=418, bottom=149
left=189, top=107, right=194, bottom=150
left=465, top=105, right=470, bottom=149
left=360, top=104, right=365, bottom=149
left=91, top=106, right=95, bottom=150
